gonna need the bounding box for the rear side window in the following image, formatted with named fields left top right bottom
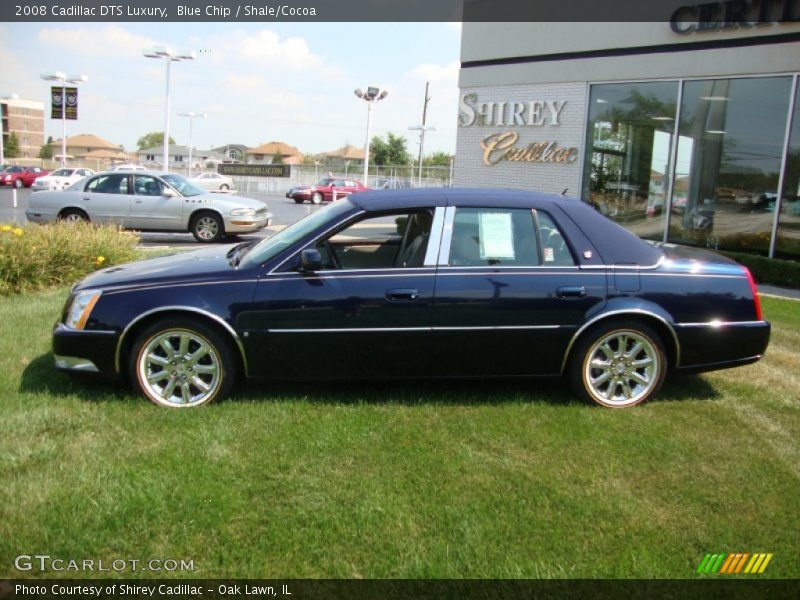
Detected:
left=536, top=211, right=575, bottom=266
left=86, top=174, right=128, bottom=194
left=449, top=208, right=540, bottom=266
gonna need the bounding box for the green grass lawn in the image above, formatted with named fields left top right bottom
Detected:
left=0, top=289, right=798, bottom=579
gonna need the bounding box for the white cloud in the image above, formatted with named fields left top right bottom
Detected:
left=237, top=30, right=321, bottom=70
left=37, top=25, right=156, bottom=59
left=406, top=61, right=460, bottom=84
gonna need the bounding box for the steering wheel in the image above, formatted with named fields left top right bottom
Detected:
left=323, top=240, right=341, bottom=269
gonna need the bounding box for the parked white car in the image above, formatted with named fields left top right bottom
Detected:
left=31, top=168, right=95, bottom=191
left=191, top=172, right=234, bottom=191
left=112, top=164, right=146, bottom=171
left=26, top=170, right=272, bottom=242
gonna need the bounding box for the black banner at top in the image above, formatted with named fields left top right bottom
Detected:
left=50, top=87, right=78, bottom=121
left=218, top=164, right=291, bottom=178
left=6, top=0, right=793, bottom=23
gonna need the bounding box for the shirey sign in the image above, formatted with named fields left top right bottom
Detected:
left=459, top=92, right=579, bottom=166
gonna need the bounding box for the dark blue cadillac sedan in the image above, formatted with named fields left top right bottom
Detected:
left=54, top=189, right=770, bottom=408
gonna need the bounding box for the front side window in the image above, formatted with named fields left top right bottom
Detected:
left=316, top=211, right=434, bottom=270
left=133, top=175, right=163, bottom=196
left=449, top=208, right=540, bottom=267
left=86, top=174, right=128, bottom=194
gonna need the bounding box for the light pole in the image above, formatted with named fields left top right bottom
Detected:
left=354, top=86, right=388, bottom=186
left=408, top=125, right=436, bottom=187
left=0, top=93, right=19, bottom=166
left=40, top=72, right=88, bottom=168
left=178, top=111, right=205, bottom=176
left=143, top=45, right=195, bottom=172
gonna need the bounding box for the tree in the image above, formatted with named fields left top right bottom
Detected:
left=4, top=132, right=20, bottom=158
left=137, top=132, right=175, bottom=150
left=370, top=132, right=411, bottom=166
left=423, top=151, right=452, bottom=167
left=38, top=136, right=54, bottom=159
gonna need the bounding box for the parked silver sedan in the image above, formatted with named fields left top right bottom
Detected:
left=191, top=172, right=234, bottom=191
left=26, top=171, right=272, bottom=242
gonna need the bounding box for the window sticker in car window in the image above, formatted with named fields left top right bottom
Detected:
left=479, top=212, right=515, bottom=260
left=544, top=247, right=554, bottom=262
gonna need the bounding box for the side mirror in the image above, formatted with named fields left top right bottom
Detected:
left=163, top=187, right=178, bottom=197
left=300, top=248, right=322, bottom=272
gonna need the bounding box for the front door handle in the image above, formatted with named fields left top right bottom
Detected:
left=556, top=286, right=587, bottom=298
left=386, top=288, right=419, bottom=302
left=82, top=197, right=91, bottom=201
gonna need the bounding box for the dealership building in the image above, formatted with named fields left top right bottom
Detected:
left=454, top=18, right=800, bottom=260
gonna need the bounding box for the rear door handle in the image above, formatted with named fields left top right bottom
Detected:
left=386, top=288, right=419, bottom=302
left=556, top=286, right=587, bottom=298
left=82, top=197, right=91, bottom=201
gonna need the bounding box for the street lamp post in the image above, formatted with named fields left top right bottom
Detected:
left=40, top=72, right=88, bottom=168
left=143, top=45, right=195, bottom=172
left=354, top=86, right=388, bottom=186
left=0, top=93, right=19, bottom=166
left=178, top=111, right=206, bottom=176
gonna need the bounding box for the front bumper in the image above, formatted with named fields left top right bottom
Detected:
left=25, top=209, right=54, bottom=224
left=53, top=322, right=120, bottom=377
left=287, top=190, right=312, bottom=200
left=223, top=212, right=273, bottom=234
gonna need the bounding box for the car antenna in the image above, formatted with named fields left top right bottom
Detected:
left=560, top=188, right=568, bottom=196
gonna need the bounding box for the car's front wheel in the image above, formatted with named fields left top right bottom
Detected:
left=311, top=192, right=323, bottom=204
left=190, top=211, right=225, bottom=243
left=59, top=208, right=89, bottom=223
left=293, top=198, right=305, bottom=204
left=130, top=318, right=236, bottom=408
left=568, top=320, right=666, bottom=408
left=14, top=179, right=23, bottom=189
left=220, top=184, right=229, bottom=191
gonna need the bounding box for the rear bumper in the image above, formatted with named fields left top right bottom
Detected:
left=52, top=323, right=120, bottom=377
left=674, top=320, right=771, bottom=373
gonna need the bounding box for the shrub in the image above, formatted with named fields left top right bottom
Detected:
left=0, top=222, right=138, bottom=295
left=721, top=250, right=800, bottom=290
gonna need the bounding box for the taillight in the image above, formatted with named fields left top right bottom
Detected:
left=744, top=267, right=762, bottom=321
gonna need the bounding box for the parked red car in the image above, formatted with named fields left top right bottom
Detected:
left=286, top=177, right=368, bottom=204
left=1, top=166, right=49, bottom=188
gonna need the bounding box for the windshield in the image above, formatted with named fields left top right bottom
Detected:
left=240, top=200, right=355, bottom=268
left=315, top=178, right=334, bottom=186
left=52, top=169, right=74, bottom=177
left=161, top=173, right=204, bottom=197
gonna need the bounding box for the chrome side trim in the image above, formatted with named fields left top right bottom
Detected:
left=267, top=325, right=562, bottom=333
left=437, top=206, right=456, bottom=266
left=674, top=320, right=768, bottom=328
left=103, top=279, right=258, bottom=295
left=423, top=207, right=447, bottom=267
left=560, top=309, right=681, bottom=373
left=54, top=355, right=99, bottom=373
left=579, top=256, right=665, bottom=270
left=114, top=306, right=249, bottom=377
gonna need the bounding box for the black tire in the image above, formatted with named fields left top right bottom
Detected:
left=220, top=184, right=229, bottom=191
left=293, top=198, right=305, bottom=204
left=567, top=319, right=666, bottom=408
left=129, top=317, right=237, bottom=408
left=59, top=208, right=89, bottom=223
left=14, top=178, right=23, bottom=189
left=311, top=192, right=323, bottom=204
left=190, top=211, right=225, bottom=243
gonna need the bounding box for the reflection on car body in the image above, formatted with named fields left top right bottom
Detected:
left=52, top=189, right=770, bottom=409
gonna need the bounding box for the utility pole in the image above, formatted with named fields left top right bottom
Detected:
left=418, top=82, right=430, bottom=185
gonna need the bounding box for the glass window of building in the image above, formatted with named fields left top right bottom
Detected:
left=583, top=81, right=679, bottom=241
left=668, top=76, right=793, bottom=255
left=776, top=81, right=800, bottom=260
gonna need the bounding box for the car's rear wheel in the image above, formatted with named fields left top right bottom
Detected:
left=59, top=208, right=89, bottom=223
left=220, top=184, right=229, bottom=191
left=190, top=211, right=224, bottom=243
left=568, top=320, right=666, bottom=408
left=130, top=318, right=236, bottom=408
left=14, top=179, right=23, bottom=189
left=311, top=192, right=323, bottom=204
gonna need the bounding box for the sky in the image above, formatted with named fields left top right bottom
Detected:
left=0, top=21, right=461, bottom=157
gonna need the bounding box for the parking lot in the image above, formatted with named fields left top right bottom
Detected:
left=0, top=186, right=326, bottom=247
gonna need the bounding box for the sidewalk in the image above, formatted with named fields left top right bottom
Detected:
left=759, top=284, right=800, bottom=301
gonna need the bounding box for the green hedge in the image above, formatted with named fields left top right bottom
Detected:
left=0, top=222, right=138, bottom=295
left=721, top=250, right=800, bottom=290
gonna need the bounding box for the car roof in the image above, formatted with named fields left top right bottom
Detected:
left=349, top=187, right=663, bottom=266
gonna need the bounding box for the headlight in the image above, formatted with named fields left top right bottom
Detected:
left=65, top=290, right=102, bottom=330
left=230, top=208, right=256, bottom=216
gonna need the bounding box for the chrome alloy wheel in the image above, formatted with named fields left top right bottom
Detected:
left=137, top=329, right=222, bottom=407
left=195, top=216, right=219, bottom=240
left=63, top=213, right=84, bottom=222
left=583, top=329, right=659, bottom=407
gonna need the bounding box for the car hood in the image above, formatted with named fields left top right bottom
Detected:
left=191, top=192, right=267, bottom=210
left=74, top=245, right=243, bottom=292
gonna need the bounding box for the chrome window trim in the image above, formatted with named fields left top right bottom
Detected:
left=114, top=306, right=249, bottom=377
left=437, top=206, right=456, bottom=266
left=423, top=207, right=447, bottom=267
left=560, top=309, right=681, bottom=373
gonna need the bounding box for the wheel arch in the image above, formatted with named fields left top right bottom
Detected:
left=58, top=206, right=90, bottom=220
left=188, top=206, right=224, bottom=225
left=561, top=308, right=680, bottom=374
left=115, top=306, right=248, bottom=378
